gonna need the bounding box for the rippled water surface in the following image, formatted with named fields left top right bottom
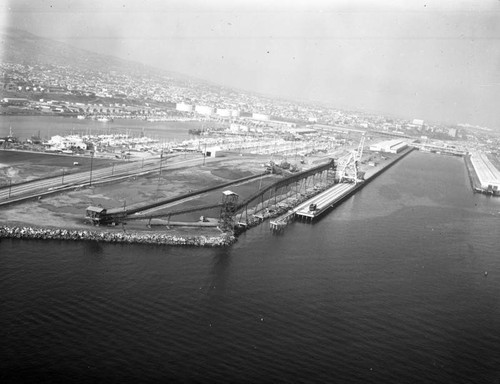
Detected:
left=2, top=152, right=500, bottom=383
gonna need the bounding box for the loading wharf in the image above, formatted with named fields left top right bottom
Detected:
left=270, top=147, right=414, bottom=231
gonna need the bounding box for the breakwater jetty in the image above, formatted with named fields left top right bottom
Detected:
left=0, top=225, right=236, bottom=247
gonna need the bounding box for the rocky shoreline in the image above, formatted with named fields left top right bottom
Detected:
left=0, top=225, right=236, bottom=247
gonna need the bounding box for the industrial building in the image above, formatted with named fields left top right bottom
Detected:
left=216, top=108, right=231, bottom=117
left=45, top=135, right=88, bottom=151
left=412, top=119, right=424, bottom=127
left=1, top=97, right=30, bottom=106
left=195, top=105, right=213, bottom=116
left=175, top=102, right=193, bottom=113
left=369, top=139, right=408, bottom=154
left=216, top=108, right=240, bottom=118
left=470, top=152, right=500, bottom=195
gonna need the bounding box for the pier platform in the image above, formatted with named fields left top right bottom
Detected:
left=467, top=152, right=500, bottom=195
left=270, top=147, right=415, bottom=231
left=294, top=182, right=357, bottom=220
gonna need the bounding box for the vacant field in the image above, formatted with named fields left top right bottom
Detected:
left=0, top=153, right=278, bottom=234
left=0, top=149, right=122, bottom=185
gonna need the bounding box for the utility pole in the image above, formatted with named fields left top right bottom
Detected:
left=8, top=179, right=12, bottom=198
left=89, top=150, right=94, bottom=186
left=158, top=149, right=163, bottom=182
left=203, top=142, right=207, bottom=166
left=61, top=169, right=65, bottom=185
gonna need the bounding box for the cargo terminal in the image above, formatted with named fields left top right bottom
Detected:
left=369, top=139, right=408, bottom=154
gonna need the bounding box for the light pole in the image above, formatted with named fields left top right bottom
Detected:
left=158, top=149, right=163, bottom=182
left=89, top=150, right=94, bottom=186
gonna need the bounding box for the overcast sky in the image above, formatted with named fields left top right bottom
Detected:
left=2, top=0, right=500, bottom=128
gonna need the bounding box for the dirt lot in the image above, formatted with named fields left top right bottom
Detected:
left=0, top=153, right=281, bottom=235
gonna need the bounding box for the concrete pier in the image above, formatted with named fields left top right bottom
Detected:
left=269, top=147, right=414, bottom=231
left=294, top=182, right=356, bottom=220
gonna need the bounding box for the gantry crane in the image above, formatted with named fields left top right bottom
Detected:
left=338, top=134, right=365, bottom=184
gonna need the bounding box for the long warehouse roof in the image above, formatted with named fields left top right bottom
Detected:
left=470, top=152, right=500, bottom=187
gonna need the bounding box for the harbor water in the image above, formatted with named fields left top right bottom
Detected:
left=2, top=151, right=500, bottom=383
left=0, top=115, right=200, bottom=142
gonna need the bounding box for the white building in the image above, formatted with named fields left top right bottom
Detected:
left=204, top=146, right=223, bottom=157
left=195, top=105, right=214, bottom=116
left=252, top=113, right=270, bottom=121
left=470, top=152, right=500, bottom=194
left=369, top=139, right=408, bottom=154
left=176, top=102, right=193, bottom=113
left=216, top=108, right=231, bottom=117
left=412, top=119, right=424, bottom=127
left=46, top=135, right=87, bottom=151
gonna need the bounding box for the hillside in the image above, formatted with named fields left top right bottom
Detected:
left=2, top=28, right=124, bottom=70
left=0, top=27, right=207, bottom=84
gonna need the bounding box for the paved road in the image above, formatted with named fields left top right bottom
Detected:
left=0, top=154, right=214, bottom=203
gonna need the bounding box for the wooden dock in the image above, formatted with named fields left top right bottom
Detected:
left=269, top=210, right=296, bottom=231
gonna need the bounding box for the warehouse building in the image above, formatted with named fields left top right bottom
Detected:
left=369, top=139, right=408, bottom=154
left=195, top=105, right=213, bottom=116
left=470, top=152, right=500, bottom=195
left=175, top=102, right=193, bottom=113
